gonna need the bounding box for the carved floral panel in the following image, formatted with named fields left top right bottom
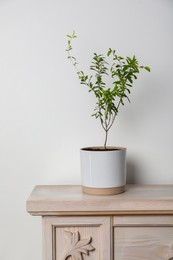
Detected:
left=62, top=230, right=95, bottom=260
left=43, top=216, right=111, bottom=260
left=54, top=226, right=99, bottom=259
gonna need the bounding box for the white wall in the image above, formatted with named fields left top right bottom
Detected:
left=0, top=0, right=173, bottom=259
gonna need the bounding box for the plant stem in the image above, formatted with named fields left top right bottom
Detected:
left=104, top=130, right=108, bottom=150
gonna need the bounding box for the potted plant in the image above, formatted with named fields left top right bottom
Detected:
left=66, top=31, right=150, bottom=195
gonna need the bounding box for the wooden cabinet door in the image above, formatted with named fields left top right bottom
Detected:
left=43, top=216, right=111, bottom=260
left=113, top=216, right=173, bottom=260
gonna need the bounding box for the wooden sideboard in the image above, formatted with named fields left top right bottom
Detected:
left=27, top=185, right=173, bottom=260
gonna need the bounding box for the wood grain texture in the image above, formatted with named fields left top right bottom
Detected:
left=113, top=215, right=173, bottom=226
left=42, top=216, right=111, bottom=260
left=27, top=185, right=173, bottom=216
left=114, top=227, right=173, bottom=259
left=114, top=216, right=173, bottom=259
left=27, top=185, right=173, bottom=260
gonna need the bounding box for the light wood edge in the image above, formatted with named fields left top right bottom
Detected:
left=82, top=185, right=125, bottom=195
left=114, top=223, right=173, bottom=227
left=110, top=214, right=114, bottom=260
left=29, top=210, right=173, bottom=216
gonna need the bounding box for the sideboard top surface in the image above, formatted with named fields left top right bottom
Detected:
left=27, top=185, right=173, bottom=216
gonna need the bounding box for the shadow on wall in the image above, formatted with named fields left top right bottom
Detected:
left=126, top=160, right=139, bottom=184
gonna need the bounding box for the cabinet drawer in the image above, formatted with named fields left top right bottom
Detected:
left=113, top=216, right=173, bottom=260
left=43, top=216, right=111, bottom=260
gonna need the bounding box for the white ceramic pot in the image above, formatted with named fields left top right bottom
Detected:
left=80, top=147, right=126, bottom=195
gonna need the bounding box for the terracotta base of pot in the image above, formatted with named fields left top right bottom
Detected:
left=82, top=185, right=125, bottom=195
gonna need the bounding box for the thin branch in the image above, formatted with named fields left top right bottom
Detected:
left=107, top=112, right=116, bottom=131
left=104, top=130, right=108, bottom=149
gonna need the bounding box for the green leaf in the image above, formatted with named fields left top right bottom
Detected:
left=117, top=56, right=123, bottom=60
left=126, top=83, right=132, bottom=87
left=107, top=48, right=112, bottom=57
left=127, top=77, right=133, bottom=83
left=126, top=88, right=131, bottom=94
left=126, top=56, right=132, bottom=62
left=145, top=66, right=151, bottom=72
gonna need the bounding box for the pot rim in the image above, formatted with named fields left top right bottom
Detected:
left=80, top=146, right=126, bottom=151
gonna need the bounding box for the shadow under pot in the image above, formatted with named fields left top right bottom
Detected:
left=80, top=146, right=126, bottom=195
